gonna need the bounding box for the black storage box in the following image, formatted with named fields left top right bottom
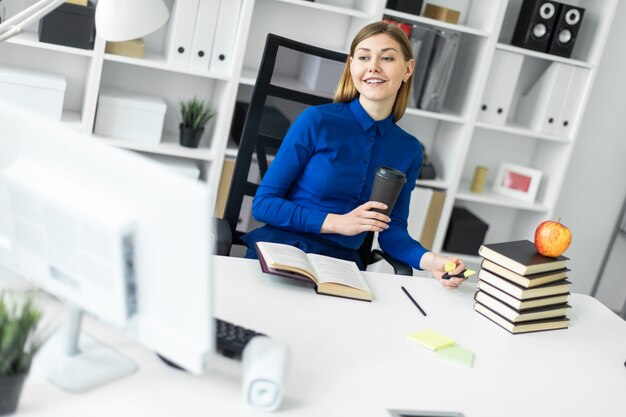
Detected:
left=386, top=0, right=424, bottom=15
left=38, top=1, right=95, bottom=50
left=443, top=207, right=489, bottom=255
left=230, top=101, right=291, bottom=146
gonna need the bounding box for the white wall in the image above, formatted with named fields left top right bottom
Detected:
left=554, top=0, right=626, bottom=295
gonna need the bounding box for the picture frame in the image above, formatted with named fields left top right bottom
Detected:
left=493, top=162, right=542, bottom=203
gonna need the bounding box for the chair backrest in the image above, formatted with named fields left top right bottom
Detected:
left=223, top=34, right=374, bottom=265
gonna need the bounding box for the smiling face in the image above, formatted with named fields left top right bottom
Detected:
left=349, top=33, right=414, bottom=117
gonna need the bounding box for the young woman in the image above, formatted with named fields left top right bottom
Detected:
left=241, top=22, right=467, bottom=289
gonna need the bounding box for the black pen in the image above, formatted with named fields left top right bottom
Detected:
left=401, top=286, right=427, bottom=317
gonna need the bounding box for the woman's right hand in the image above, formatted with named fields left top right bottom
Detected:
left=321, top=201, right=391, bottom=236
left=420, top=252, right=468, bottom=289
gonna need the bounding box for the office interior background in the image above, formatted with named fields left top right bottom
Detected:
left=0, top=0, right=625, bottom=313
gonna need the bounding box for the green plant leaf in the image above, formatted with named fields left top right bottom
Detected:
left=179, top=96, right=215, bottom=130
left=0, top=295, right=42, bottom=376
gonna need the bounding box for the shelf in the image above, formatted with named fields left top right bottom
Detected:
left=104, top=53, right=231, bottom=80
left=383, top=9, right=490, bottom=37
left=273, top=0, right=375, bottom=19
left=404, top=107, right=465, bottom=124
left=5, top=31, right=94, bottom=57
left=474, top=121, right=572, bottom=143
left=416, top=178, right=448, bottom=189
left=95, top=134, right=214, bottom=161
left=60, top=111, right=83, bottom=132
left=456, top=181, right=549, bottom=212
left=496, top=43, right=593, bottom=69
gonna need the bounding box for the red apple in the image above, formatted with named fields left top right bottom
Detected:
left=534, top=218, right=572, bottom=257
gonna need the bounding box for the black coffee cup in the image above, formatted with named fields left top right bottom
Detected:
left=370, top=166, right=407, bottom=216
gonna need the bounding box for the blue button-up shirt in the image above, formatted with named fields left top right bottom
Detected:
left=243, top=98, right=428, bottom=269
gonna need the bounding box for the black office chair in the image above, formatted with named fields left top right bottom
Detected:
left=219, top=33, right=412, bottom=276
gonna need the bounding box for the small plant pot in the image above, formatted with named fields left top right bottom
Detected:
left=0, top=373, right=28, bottom=415
left=179, top=124, right=204, bottom=148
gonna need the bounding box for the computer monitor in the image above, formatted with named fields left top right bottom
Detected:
left=0, top=100, right=215, bottom=392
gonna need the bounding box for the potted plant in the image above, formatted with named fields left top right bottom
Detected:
left=0, top=295, right=42, bottom=415
left=179, top=97, right=215, bottom=148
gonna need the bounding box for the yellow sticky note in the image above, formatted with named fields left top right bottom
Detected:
left=444, top=262, right=456, bottom=272
left=437, top=345, right=474, bottom=367
left=407, top=330, right=456, bottom=351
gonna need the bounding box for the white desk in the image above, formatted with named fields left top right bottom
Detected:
left=15, top=256, right=626, bottom=416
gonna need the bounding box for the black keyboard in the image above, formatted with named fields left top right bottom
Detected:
left=215, top=318, right=265, bottom=359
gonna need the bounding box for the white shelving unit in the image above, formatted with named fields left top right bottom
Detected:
left=0, top=0, right=618, bottom=266
left=451, top=0, right=619, bottom=268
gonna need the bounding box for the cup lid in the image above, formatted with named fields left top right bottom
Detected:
left=376, top=166, right=407, bottom=182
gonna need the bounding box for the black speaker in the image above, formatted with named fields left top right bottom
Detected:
left=511, top=0, right=562, bottom=52
left=548, top=4, right=585, bottom=57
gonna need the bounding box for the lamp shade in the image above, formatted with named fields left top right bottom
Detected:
left=95, top=0, right=169, bottom=42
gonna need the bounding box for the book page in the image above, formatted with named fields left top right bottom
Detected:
left=256, top=242, right=315, bottom=277
left=307, top=254, right=370, bottom=291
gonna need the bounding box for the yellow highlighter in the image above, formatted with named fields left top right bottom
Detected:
left=442, top=268, right=476, bottom=280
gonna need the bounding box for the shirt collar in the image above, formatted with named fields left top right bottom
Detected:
left=348, top=97, right=393, bottom=136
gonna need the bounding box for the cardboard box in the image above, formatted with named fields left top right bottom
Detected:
left=94, top=89, right=167, bottom=144
left=419, top=190, right=446, bottom=250
left=423, top=3, right=460, bottom=24
left=105, top=39, right=145, bottom=59
left=215, top=160, right=236, bottom=218
left=0, top=65, right=66, bottom=121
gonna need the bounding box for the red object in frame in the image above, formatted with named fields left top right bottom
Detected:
left=383, top=19, right=412, bottom=38
left=502, top=171, right=532, bottom=192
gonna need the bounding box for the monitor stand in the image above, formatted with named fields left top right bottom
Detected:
left=33, top=305, right=137, bottom=393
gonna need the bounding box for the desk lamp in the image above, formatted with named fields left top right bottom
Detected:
left=0, top=0, right=169, bottom=43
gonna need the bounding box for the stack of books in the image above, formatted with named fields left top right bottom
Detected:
left=474, top=240, right=571, bottom=334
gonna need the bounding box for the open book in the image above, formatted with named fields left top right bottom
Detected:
left=255, top=242, right=373, bottom=301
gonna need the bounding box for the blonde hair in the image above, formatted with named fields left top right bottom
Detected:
left=334, top=21, right=414, bottom=122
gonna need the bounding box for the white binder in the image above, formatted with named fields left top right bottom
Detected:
left=516, top=62, right=574, bottom=134
left=189, top=0, right=221, bottom=70
left=209, top=0, right=243, bottom=74
left=477, top=50, right=524, bottom=125
left=164, top=0, right=200, bottom=66
left=555, top=67, right=588, bottom=138
left=408, top=187, right=434, bottom=241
